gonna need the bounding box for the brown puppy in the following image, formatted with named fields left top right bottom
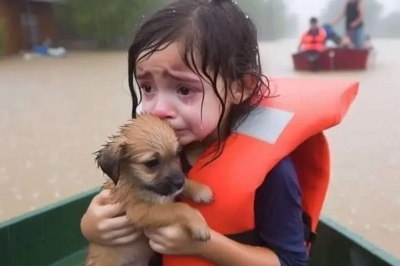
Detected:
left=84, top=114, right=213, bottom=266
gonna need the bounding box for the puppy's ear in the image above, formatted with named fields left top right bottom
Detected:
left=95, top=141, right=127, bottom=185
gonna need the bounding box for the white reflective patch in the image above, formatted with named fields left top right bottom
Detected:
left=236, top=105, right=294, bottom=144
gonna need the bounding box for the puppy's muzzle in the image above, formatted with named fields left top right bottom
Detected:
left=146, top=171, right=186, bottom=196
left=169, top=172, right=185, bottom=191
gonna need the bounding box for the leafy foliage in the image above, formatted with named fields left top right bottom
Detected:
left=54, top=0, right=295, bottom=48
left=54, top=0, right=172, bottom=48
left=0, top=18, right=6, bottom=56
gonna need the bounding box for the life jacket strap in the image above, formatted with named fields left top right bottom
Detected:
left=226, top=229, right=263, bottom=246
left=302, top=211, right=317, bottom=248
left=225, top=212, right=317, bottom=248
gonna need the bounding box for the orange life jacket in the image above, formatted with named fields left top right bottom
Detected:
left=162, top=78, right=359, bottom=266
left=301, top=27, right=327, bottom=52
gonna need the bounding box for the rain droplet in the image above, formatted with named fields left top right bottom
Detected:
left=54, top=191, right=61, bottom=198
left=29, top=206, right=37, bottom=211
left=245, top=15, right=249, bottom=19
left=173, top=10, right=176, bottom=13
left=16, top=194, right=23, bottom=200
left=32, top=192, right=39, bottom=199
left=26, top=161, right=33, bottom=168
left=365, top=224, right=371, bottom=230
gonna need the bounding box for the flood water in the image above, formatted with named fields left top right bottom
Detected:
left=1, top=39, right=400, bottom=259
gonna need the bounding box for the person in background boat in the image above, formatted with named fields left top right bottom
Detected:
left=298, top=17, right=327, bottom=71
left=298, top=17, right=327, bottom=53
left=331, top=0, right=365, bottom=49
left=322, top=24, right=341, bottom=46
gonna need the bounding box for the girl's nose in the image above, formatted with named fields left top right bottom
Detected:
left=152, top=101, right=176, bottom=119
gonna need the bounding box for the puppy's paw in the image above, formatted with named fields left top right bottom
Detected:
left=190, top=184, right=214, bottom=204
left=188, top=222, right=211, bottom=242
left=181, top=209, right=211, bottom=242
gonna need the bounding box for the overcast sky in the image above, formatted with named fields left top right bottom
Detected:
left=284, top=0, right=399, bottom=30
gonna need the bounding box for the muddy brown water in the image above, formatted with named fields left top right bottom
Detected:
left=1, top=39, right=400, bottom=258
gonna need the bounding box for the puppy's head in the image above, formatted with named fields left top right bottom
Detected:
left=95, top=114, right=185, bottom=196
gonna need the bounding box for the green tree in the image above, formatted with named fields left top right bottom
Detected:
left=55, top=0, right=294, bottom=47
left=0, top=18, right=6, bottom=56
left=55, top=0, right=172, bottom=48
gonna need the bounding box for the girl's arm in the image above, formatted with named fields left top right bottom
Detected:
left=199, top=230, right=281, bottom=266
left=199, top=156, right=308, bottom=266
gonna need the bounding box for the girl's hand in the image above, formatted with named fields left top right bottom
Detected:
left=144, top=225, right=208, bottom=256
left=80, top=189, right=142, bottom=246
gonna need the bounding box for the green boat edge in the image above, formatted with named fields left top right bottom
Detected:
left=2, top=187, right=400, bottom=266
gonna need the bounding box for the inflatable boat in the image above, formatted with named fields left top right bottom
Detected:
left=1, top=187, right=399, bottom=266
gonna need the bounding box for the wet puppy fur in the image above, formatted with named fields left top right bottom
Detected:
left=84, top=114, right=214, bottom=266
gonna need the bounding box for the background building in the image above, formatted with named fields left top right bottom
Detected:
left=0, top=0, right=61, bottom=55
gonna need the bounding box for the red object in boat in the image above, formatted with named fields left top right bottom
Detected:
left=292, top=48, right=375, bottom=71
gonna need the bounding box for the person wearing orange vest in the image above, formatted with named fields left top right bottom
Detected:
left=80, top=1, right=358, bottom=266
left=299, top=17, right=327, bottom=52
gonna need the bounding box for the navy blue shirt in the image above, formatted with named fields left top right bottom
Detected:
left=255, top=156, right=308, bottom=266
left=150, top=156, right=308, bottom=266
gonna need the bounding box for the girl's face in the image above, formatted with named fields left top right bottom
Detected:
left=135, top=42, right=236, bottom=146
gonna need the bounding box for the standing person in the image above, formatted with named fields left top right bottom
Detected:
left=331, top=0, right=365, bottom=49
left=80, top=0, right=358, bottom=265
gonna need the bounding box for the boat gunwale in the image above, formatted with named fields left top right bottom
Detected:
left=1, top=186, right=399, bottom=266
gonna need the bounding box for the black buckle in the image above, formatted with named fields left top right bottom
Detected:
left=302, top=212, right=317, bottom=245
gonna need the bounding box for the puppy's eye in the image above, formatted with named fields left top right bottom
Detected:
left=144, top=159, right=159, bottom=169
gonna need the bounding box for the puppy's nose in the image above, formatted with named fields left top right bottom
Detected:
left=170, top=173, right=185, bottom=189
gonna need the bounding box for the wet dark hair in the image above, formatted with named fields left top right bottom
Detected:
left=128, top=0, right=270, bottom=161
left=310, top=17, right=318, bottom=24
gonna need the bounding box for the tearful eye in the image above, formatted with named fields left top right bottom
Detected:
left=144, top=158, right=159, bottom=168
left=140, top=85, right=152, bottom=94
left=178, top=86, right=191, bottom=96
